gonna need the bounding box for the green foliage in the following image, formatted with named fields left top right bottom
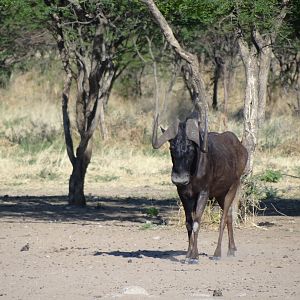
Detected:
left=46, top=0, right=148, bottom=66
left=0, top=0, right=48, bottom=50
left=153, top=0, right=292, bottom=57
left=240, top=168, right=283, bottom=220
left=259, top=169, right=282, bottom=183
left=240, top=175, right=266, bottom=220
left=242, top=175, right=265, bottom=201
left=263, top=186, right=278, bottom=200
left=140, top=221, right=157, bottom=230
left=0, top=0, right=50, bottom=86
left=146, top=207, right=159, bottom=217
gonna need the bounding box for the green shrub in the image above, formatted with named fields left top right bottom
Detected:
left=259, top=169, right=282, bottom=183
left=146, top=207, right=159, bottom=217
left=140, top=221, right=157, bottom=230
left=240, top=175, right=266, bottom=221
left=263, top=186, right=278, bottom=200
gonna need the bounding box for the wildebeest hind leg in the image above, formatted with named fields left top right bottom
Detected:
left=213, top=180, right=239, bottom=260
left=227, top=206, right=237, bottom=256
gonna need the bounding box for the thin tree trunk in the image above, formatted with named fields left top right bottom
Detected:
left=237, top=36, right=259, bottom=176
left=99, top=98, right=108, bottom=140
left=68, top=139, right=93, bottom=205
left=212, top=60, right=221, bottom=111
left=257, top=47, right=272, bottom=127
left=223, top=61, right=229, bottom=116
left=242, top=60, right=259, bottom=175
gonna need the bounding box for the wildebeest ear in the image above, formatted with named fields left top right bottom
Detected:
left=160, top=127, right=166, bottom=133
left=186, top=118, right=200, bottom=147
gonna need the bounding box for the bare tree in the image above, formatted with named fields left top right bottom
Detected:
left=236, top=0, right=290, bottom=175
left=45, top=0, right=141, bottom=205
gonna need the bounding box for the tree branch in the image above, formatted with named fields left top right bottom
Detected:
left=141, top=0, right=194, bottom=65
left=62, top=72, right=76, bottom=166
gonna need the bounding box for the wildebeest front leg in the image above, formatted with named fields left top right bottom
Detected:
left=180, top=196, right=194, bottom=260
left=188, top=191, right=208, bottom=262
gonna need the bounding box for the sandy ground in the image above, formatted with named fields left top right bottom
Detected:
left=0, top=188, right=300, bottom=300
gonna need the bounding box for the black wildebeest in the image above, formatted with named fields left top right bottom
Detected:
left=152, top=111, right=248, bottom=263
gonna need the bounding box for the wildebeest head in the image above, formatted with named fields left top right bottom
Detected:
left=152, top=113, right=207, bottom=186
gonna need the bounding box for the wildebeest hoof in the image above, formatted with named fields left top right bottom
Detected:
left=209, top=255, right=221, bottom=261
left=227, top=251, right=236, bottom=257
left=185, top=258, right=199, bottom=264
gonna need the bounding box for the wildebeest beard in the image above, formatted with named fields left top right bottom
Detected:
left=170, top=123, right=198, bottom=186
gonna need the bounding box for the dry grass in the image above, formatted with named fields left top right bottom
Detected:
left=0, top=66, right=299, bottom=226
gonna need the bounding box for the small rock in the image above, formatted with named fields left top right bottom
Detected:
left=128, top=259, right=132, bottom=263
left=20, top=243, right=29, bottom=252
left=238, top=292, right=247, bottom=297
left=191, top=293, right=211, bottom=298
left=123, top=286, right=149, bottom=296
left=213, top=289, right=223, bottom=297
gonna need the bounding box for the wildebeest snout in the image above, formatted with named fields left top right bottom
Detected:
left=171, top=171, right=190, bottom=186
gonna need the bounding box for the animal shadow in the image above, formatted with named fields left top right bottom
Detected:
left=94, top=249, right=186, bottom=262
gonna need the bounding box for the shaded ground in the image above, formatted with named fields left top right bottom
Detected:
left=0, top=195, right=177, bottom=224
left=0, top=190, right=300, bottom=299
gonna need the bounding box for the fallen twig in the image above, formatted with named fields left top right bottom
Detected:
left=270, top=203, right=288, bottom=217
left=282, top=173, right=300, bottom=179
left=251, top=222, right=268, bottom=230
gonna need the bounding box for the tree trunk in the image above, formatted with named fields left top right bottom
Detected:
left=212, top=59, right=222, bottom=110
left=257, top=47, right=272, bottom=127
left=223, top=61, right=229, bottom=116
left=237, top=37, right=259, bottom=176
left=68, top=139, right=93, bottom=205
left=68, top=159, right=87, bottom=206
left=242, top=59, right=259, bottom=175
left=99, top=98, right=108, bottom=140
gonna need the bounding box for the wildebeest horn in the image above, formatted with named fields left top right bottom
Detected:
left=201, top=110, right=208, bottom=153
left=152, top=114, right=180, bottom=149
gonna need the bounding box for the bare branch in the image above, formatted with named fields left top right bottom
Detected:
left=134, top=38, right=147, bottom=63
left=141, top=0, right=194, bottom=64
left=146, top=36, right=159, bottom=117
left=161, top=55, right=180, bottom=117
left=62, top=73, right=76, bottom=166
left=271, top=0, right=290, bottom=41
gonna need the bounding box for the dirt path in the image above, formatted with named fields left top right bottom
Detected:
left=0, top=191, right=299, bottom=299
